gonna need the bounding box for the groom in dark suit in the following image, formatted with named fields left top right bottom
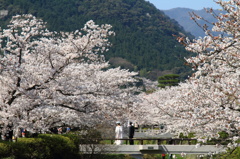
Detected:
left=128, top=122, right=135, bottom=145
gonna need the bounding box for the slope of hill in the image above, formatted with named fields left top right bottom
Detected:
left=163, top=8, right=224, bottom=38
left=0, top=0, right=194, bottom=80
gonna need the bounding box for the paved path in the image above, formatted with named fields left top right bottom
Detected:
left=79, top=144, right=226, bottom=155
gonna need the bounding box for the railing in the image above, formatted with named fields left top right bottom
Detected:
left=107, top=138, right=197, bottom=145
left=80, top=138, right=227, bottom=146
left=79, top=138, right=227, bottom=155
left=135, top=128, right=166, bottom=134
left=79, top=138, right=201, bottom=145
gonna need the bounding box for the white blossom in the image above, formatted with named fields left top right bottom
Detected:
left=0, top=15, right=139, bottom=134
left=136, top=0, right=240, bottom=141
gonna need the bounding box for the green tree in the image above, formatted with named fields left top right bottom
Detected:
left=0, top=0, right=193, bottom=81
left=158, top=74, right=180, bottom=88
left=218, top=131, right=229, bottom=139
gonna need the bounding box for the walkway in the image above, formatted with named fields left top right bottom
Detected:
left=80, top=144, right=225, bottom=155
left=79, top=138, right=226, bottom=156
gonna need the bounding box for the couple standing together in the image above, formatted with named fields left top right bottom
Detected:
left=115, top=121, right=135, bottom=145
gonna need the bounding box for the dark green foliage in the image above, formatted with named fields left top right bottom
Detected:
left=217, top=138, right=240, bottom=159
left=62, top=132, right=82, bottom=147
left=37, top=134, right=78, bottom=159
left=11, top=135, right=79, bottom=159
left=158, top=74, right=180, bottom=88
left=205, top=131, right=231, bottom=146
left=178, top=132, right=196, bottom=144
left=0, top=142, right=12, bottom=158
left=0, top=129, right=111, bottom=159
left=109, top=57, right=136, bottom=71
left=187, top=132, right=196, bottom=138
left=0, top=0, right=194, bottom=80
left=221, top=146, right=240, bottom=159
left=218, top=131, right=229, bottom=139
left=12, top=138, right=46, bottom=159
left=179, top=132, right=186, bottom=138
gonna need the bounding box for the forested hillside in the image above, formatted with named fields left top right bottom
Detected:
left=0, top=0, right=194, bottom=80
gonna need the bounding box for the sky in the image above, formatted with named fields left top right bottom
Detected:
left=147, top=0, right=223, bottom=10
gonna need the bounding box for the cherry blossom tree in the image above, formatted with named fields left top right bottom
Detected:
left=0, top=14, right=139, bottom=135
left=138, top=0, right=240, bottom=141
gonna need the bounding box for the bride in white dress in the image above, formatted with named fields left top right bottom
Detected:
left=114, top=122, right=123, bottom=145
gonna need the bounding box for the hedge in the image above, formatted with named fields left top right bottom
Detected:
left=0, top=134, right=79, bottom=159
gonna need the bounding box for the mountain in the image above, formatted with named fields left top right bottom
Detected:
left=0, top=0, right=194, bottom=80
left=163, top=8, right=224, bottom=38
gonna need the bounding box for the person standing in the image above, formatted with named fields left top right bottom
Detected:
left=58, top=127, right=62, bottom=134
left=114, top=122, right=123, bottom=145
left=66, top=127, right=71, bottom=133
left=128, top=122, right=135, bottom=145
left=21, top=128, right=26, bottom=137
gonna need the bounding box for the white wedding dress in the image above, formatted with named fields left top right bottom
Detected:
left=115, top=125, right=123, bottom=145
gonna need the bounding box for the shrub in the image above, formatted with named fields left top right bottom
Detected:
left=226, top=147, right=240, bottom=159
left=0, top=142, right=12, bottom=158
left=0, top=129, right=105, bottom=159
left=38, top=134, right=78, bottom=159
left=12, top=138, right=46, bottom=159
left=11, top=134, right=79, bottom=159
left=62, top=132, right=81, bottom=147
